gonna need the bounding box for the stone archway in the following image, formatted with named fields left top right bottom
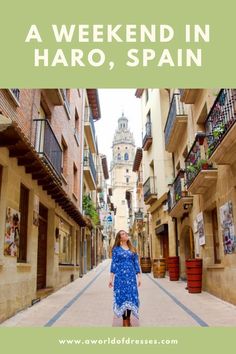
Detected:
left=179, top=225, right=195, bottom=280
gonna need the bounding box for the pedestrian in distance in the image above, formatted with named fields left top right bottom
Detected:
left=108, top=230, right=141, bottom=327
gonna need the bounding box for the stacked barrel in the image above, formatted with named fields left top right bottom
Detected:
left=185, top=259, right=203, bottom=293
left=153, top=258, right=166, bottom=278
left=168, top=256, right=180, bottom=281
left=140, top=257, right=152, bottom=273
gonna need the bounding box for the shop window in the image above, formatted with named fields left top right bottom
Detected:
left=211, top=208, right=221, bottom=264
left=0, top=165, right=2, bottom=198
left=59, top=228, right=72, bottom=264
left=18, top=184, right=29, bottom=262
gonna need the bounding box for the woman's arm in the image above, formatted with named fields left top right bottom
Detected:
left=108, top=247, right=117, bottom=288
left=134, top=253, right=142, bottom=287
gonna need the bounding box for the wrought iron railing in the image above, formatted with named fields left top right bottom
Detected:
left=185, top=133, right=211, bottom=188
left=84, top=148, right=96, bottom=183
left=142, top=121, right=152, bottom=147
left=164, top=93, right=187, bottom=147
left=168, top=170, right=186, bottom=211
left=11, top=89, right=20, bottom=101
left=143, top=176, right=156, bottom=201
left=205, top=89, right=236, bottom=157
left=34, top=119, right=62, bottom=178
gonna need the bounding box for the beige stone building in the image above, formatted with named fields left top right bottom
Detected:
left=0, top=88, right=106, bottom=322
left=137, top=88, right=236, bottom=305
left=165, top=88, right=236, bottom=304
left=110, top=114, right=136, bottom=239
left=135, top=89, right=175, bottom=264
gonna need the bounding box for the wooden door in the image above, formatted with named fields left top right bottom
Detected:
left=37, top=204, right=48, bottom=290
left=162, top=234, right=169, bottom=270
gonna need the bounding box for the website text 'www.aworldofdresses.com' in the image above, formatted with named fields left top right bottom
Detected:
left=58, top=337, right=178, bottom=345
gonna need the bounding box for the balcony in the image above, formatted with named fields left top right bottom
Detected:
left=34, top=119, right=62, bottom=178
left=134, top=208, right=144, bottom=220
left=142, top=121, right=152, bottom=151
left=164, top=93, right=188, bottom=152
left=179, top=89, right=200, bottom=104
left=143, top=176, right=157, bottom=205
left=205, top=89, right=236, bottom=165
left=83, top=148, right=96, bottom=190
left=185, top=133, right=217, bottom=195
left=168, top=170, right=193, bottom=218
left=84, top=107, right=96, bottom=153
left=44, top=89, right=64, bottom=105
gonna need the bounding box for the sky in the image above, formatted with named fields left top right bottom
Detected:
left=95, top=89, right=142, bottom=169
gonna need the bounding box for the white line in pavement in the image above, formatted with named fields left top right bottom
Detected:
left=44, top=264, right=109, bottom=327
left=146, top=274, right=209, bottom=327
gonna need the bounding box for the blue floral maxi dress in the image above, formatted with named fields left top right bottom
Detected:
left=110, top=246, right=141, bottom=318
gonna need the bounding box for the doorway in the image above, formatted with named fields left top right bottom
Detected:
left=37, top=203, right=48, bottom=290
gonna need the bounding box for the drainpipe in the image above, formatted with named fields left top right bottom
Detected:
left=80, top=89, right=85, bottom=212
left=174, top=217, right=179, bottom=256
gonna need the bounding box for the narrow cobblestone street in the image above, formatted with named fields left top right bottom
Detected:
left=2, top=259, right=236, bottom=327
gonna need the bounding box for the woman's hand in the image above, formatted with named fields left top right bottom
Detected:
left=137, top=274, right=141, bottom=287
left=108, top=280, right=113, bottom=288
left=108, top=273, right=114, bottom=288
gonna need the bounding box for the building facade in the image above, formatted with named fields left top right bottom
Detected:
left=0, top=88, right=106, bottom=322
left=136, top=88, right=236, bottom=305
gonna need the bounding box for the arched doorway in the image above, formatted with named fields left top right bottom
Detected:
left=179, top=225, right=195, bottom=280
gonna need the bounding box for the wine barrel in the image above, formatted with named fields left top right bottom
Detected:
left=186, top=259, right=203, bottom=293
left=153, top=258, right=166, bottom=278
left=168, top=256, right=180, bottom=281
left=140, top=257, right=152, bottom=273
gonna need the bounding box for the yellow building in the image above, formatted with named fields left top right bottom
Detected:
left=135, top=89, right=175, bottom=265
left=0, top=88, right=102, bottom=322
left=164, top=88, right=236, bottom=304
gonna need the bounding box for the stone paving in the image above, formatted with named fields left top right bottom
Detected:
left=1, top=259, right=236, bottom=327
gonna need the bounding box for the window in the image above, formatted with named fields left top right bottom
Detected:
left=62, top=89, right=71, bottom=119
left=18, top=184, right=29, bottom=262
left=211, top=208, right=221, bottom=264
left=74, top=109, right=80, bottom=145
left=126, top=177, right=129, bottom=184
left=76, top=229, right=81, bottom=266
left=59, top=220, right=72, bottom=264
left=0, top=165, right=2, bottom=198
left=73, top=163, right=78, bottom=197
left=61, top=137, right=68, bottom=177
left=124, top=152, right=129, bottom=160
left=126, top=169, right=129, bottom=173
left=117, top=153, right=121, bottom=160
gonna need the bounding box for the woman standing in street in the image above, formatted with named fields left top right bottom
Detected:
left=108, top=230, right=141, bottom=327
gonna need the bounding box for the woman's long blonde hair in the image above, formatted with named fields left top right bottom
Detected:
left=112, top=230, right=137, bottom=253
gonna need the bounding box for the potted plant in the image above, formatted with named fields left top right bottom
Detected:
left=206, top=145, right=214, bottom=159
left=197, top=159, right=209, bottom=170
left=212, top=122, right=225, bottom=139
left=186, top=164, right=196, bottom=174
